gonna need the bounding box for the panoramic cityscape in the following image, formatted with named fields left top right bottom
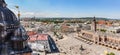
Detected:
left=0, top=0, right=120, bottom=55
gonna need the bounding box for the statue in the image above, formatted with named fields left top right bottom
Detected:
left=80, top=45, right=84, bottom=51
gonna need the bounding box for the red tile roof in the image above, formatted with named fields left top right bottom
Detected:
left=37, top=34, right=48, bottom=41
left=27, top=31, right=37, bottom=36
left=28, top=34, right=49, bottom=42
left=28, top=36, right=37, bottom=42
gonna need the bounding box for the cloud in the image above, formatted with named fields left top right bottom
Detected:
left=10, top=8, right=120, bottom=19
left=22, top=12, right=34, bottom=16
left=10, top=9, right=61, bottom=17
left=18, top=11, right=61, bottom=17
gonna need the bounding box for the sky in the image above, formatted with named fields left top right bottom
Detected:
left=5, top=0, right=120, bottom=19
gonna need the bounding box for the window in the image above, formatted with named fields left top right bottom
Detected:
left=13, top=41, right=24, bottom=50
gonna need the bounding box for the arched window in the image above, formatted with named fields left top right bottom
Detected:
left=12, top=41, right=23, bottom=50
left=12, top=41, right=27, bottom=50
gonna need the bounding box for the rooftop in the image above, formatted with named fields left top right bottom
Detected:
left=28, top=34, right=49, bottom=42
left=37, top=34, right=49, bottom=41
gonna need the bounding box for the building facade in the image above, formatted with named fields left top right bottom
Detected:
left=28, top=34, right=51, bottom=52
left=78, top=17, right=120, bottom=50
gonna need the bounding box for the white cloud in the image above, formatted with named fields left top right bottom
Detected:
left=19, top=11, right=61, bottom=17
left=10, top=8, right=120, bottom=19
left=10, top=8, right=60, bottom=17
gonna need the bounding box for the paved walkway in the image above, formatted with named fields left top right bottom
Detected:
left=47, top=32, right=120, bottom=55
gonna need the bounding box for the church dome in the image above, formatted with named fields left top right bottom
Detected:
left=11, top=26, right=28, bottom=41
left=0, top=0, right=20, bottom=29
left=0, top=0, right=32, bottom=54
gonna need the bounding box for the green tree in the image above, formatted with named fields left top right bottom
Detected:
left=109, top=52, right=115, bottom=55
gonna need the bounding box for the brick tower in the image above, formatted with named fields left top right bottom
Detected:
left=91, top=16, right=97, bottom=32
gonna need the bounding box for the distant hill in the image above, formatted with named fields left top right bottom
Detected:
left=21, top=17, right=119, bottom=21
left=79, top=17, right=108, bottom=20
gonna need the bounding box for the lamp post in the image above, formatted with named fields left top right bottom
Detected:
left=15, top=6, right=20, bottom=21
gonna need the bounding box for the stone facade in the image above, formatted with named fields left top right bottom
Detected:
left=78, top=30, right=120, bottom=50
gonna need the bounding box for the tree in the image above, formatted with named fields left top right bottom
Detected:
left=109, top=52, right=115, bottom=55
left=107, top=52, right=115, bottom=55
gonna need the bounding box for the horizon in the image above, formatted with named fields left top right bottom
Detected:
left=19, top=16, right=120, bottom=20
left=5, top=0, right=120, bottom=19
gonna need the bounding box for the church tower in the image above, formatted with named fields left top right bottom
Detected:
left=91, top=16, right=97, bottom=32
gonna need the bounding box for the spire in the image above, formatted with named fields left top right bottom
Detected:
left=93, top=16, right=97, bottom=32
left=93, top=16, right=96, bottom=22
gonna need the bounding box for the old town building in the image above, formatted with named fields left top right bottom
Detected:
left=78, top=17, right=120, bottom=50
